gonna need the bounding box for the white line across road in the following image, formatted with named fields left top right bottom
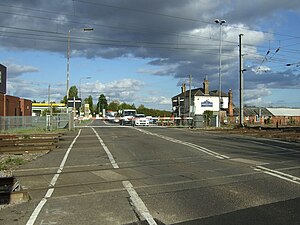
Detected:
left=92, top=127, right=157, bottom=225
left=92, top=127, right=119, bottom=169
left=122, top=181, right=158, bottom=225
left=134, top=127, right=230, bottom=160
left=255, top=165, right=300, bottom=185
left=26, top=129, right=82, bottom=225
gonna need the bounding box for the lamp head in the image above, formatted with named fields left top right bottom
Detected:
left=214, top=19, right=226, bottom=25
left=83, top=28, right=94, bottom=31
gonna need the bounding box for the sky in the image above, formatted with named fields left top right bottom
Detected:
left=0, top=0, right=300, bottom=110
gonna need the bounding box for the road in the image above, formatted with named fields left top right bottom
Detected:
left=1, top=120, right=300, bottom=225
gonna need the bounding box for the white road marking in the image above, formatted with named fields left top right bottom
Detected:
left=134, top=128, right=300, bottom=186
left=255, top=165, right=300, bottom=185
left=92, top=127, right=119, bottom=169
left=26, top=129, right=82, bottom=225
left=134, top=128, right=230, bottom=160
left=92, top=127, right=157, bottom=224
left=123, top=181, right=158, bottom=225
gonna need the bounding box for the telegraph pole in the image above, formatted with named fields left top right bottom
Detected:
left=239, top=34, right=244, bottom=127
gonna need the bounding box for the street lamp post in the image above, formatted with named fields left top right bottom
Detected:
left=79, top=76, right=91, bottom=99
left=215, top=19, right=226, bottom=128
left=66, top=28, right=93, bottom=100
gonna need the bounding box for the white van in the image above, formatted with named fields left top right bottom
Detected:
left=119, top=109, right=136, bottom=125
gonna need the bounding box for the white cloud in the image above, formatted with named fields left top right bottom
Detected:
left=7, top=78, right=64, bottom=101
left=137, top=65, right=177, bottom=76
left=80, top=79, right=172, bottom=109
left=252, top=66, right=271, bottom=74
left=244, top=84, right=272, bottom=106
left=54, top=15, right=68, bottom=25
left=82, top=78, right=144, bottom=103
left=143, top=96, right=170, bottom=105
left=2, top=61, right=39, bottom=78
left=1, top=0, right=300, bottom=108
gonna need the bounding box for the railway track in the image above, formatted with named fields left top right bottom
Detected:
left=0, top=133, right=63, bottom=154
left=0, top=133, right=64, bottom=205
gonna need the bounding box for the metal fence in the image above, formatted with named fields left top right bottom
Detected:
left=0, top=113, right=69, bottom=131
left=155, top=115, right=217, bottom=128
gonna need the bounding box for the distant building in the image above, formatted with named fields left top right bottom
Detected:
left=32, top=103, right=66, bottom=116
left=232, top=107, right=300, bottom=126
left=233, top=107, right=272, bottom=124
left=0, top=94, right=32, bottom=117
left=171, top=77, right=300, bottom=127
left=171, top=77, right=233, bottom=123
left=267, top=107, right=300, bottom=125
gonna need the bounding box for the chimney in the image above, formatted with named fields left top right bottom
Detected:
left=228, top=89, right=233, bottom=116
left=203, top=76, right=209, bottom=95
left=181, top=83, right=186, bottom=93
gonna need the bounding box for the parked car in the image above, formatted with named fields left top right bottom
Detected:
left=134, top=114, right=149, bottom=126
left=105, top=112, right=117, bottom=123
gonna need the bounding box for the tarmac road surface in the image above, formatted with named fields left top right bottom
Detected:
left=0, top=119, right=300, bottom=225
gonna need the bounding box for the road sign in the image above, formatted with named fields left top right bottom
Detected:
left=67, top=98, right=82, bottom=108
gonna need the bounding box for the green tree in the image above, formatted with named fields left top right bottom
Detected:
left=107, top=100, right=119, bottom=111
left=137, top=104, right=147, bottom=114
left=96, top=94, right=108, bottom=114
left=118, top=102, right=136, bottom=110
left=61, top=86, right=79, bottom=104
left=203, top=110, right=213, bottom=126
left=69, top=86, right=78, bottom=99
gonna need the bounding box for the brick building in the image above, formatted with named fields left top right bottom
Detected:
left=0, top=94, right=32, bottom=116
left=0, top=64, right=32, bottom=117
left=20, top=98, right=32, bottom=116
left=267, top=108, right=300, bottom=126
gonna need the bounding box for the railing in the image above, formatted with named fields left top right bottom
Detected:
left=156, top=117, right=194, bottom=126
left=155, top=115, right=217, bottom=128
left=0, top=114, right=70, bottom=132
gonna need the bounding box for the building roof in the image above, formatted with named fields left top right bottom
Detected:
left=232, top=107, right=272, bottom=117
left=171, top=88, right=228, bottom=100
left=267, top=108, right=300, bottom=116
left=245, top=107, right=272, bottom=117
left=232, top=107, right=300, bottom=117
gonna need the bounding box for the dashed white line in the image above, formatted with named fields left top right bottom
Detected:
left=92, top=128, right=157, bottom=224
left=26, top=129, right=82, bottom=225
left=92, top=127, right=119, bottom=169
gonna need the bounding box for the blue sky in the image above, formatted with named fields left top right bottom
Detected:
left=0, top=0, right=300, bottom=110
